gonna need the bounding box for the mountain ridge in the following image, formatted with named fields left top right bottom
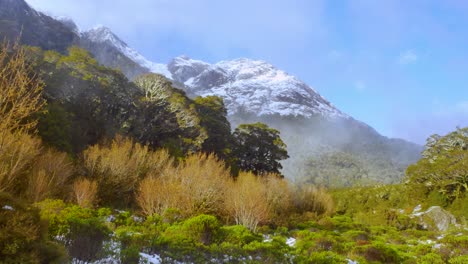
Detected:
left=1, top=0, right=423, bottom=182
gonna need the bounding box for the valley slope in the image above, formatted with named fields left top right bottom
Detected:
left=0, top=0, right=423, bottom=184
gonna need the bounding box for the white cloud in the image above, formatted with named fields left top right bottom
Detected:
left=398, top=50, right=418, bottom=65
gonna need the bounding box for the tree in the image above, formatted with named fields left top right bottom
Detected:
left=406, top=127, right=468, bottom=200
left=0, top=42, right=45, bottom=133
left=0, top=42, right=45, bottom=193
left=194, top=96, right=233, bottom=160
left=232, top=122, right=289, bottom=175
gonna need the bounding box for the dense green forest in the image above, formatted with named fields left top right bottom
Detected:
left=0, top=43, right=467, bottom=263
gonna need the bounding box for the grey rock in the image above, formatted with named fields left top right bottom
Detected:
left=413, top=206, right=458, bottom=231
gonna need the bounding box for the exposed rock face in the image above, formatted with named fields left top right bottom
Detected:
left=79, top=27, right=148, bottom=80
left=412, top=206, right=458, bottom=231
left=0, top=0, right=79, bottom=53
left=167, top=56, right=348, bottom=119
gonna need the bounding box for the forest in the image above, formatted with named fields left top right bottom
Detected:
left=0, top=43, right=467, bottom=263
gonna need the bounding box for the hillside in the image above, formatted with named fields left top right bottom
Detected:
left=0, top=0, right=422, bottom=185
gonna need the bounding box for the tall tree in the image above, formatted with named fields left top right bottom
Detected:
left=406, top=127, right=468, bottom=200
left=194, top=96, right=232, bottom=160
left=232, top=122, right=289, bottom=176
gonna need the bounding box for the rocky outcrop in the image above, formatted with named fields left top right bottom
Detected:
left=0, top=0, right=79, bottom=53
left=412, top=205, right=458, bottom=231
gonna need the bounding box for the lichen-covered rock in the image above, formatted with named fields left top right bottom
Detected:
left=412, top=206, right=457, bottom=231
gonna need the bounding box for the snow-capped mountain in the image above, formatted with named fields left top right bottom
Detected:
left=80, top=26, right=170, bottom=80
left=81, top=26, right=171, bottom=78
left=0, top=0, right=423, bottom=182
left=167, top=56, right=348, bottom=119
left=78, top=26, right=347, bottom=119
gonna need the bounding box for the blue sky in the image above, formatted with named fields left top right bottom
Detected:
left=26, top=0, right=468, bottom=144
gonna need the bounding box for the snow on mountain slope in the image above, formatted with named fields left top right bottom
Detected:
left=79, top=26, right=345, bottom=119
left=81, top=26, right=172, bottom=78
left=168, top=56, right=349, bottom=119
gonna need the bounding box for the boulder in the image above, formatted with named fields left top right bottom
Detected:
left=412, top=206, right=457, bottom=231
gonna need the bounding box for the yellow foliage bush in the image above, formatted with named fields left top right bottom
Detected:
left=72, top=178, right=98, bottom=208
left=292, top=184, right=335, bottom=218
left=137, top=153, right=230, bottom=217
left=26, top=149, right=74, bottom=202
left=224, top=172, right=270, bottom=232
left=0, top=131, right=42, bottom=193
left=83, top=136, right=173, bottom=206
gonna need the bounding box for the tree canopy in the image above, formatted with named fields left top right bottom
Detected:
left=406, top=127, right=468, bottom=200
left=232, top=122, right=289, bottom=176
left=194, top=96, right=232, bottom=160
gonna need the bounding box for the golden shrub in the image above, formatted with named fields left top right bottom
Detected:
left=26, top=149, right=74, bottom=202
left=0, top=131, right=42, bottom=193
left=263, top=173, right=293, bottom=221
left=137, top=176, right=182, bottom=216
left=137, top=153, right=230, bottom=217
left=224, top=172, right=270, bottom=232
left=292, top=184, right=335, bottom=218
left=72, top=178, right=98, bottom=208
left=83, top=136, right=173, bottom=206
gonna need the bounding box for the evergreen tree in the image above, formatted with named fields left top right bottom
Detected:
left=194, top=96, right=233, bottom=160
left=232, top=122, right=289, bottom=176
left=406, top=127, right=468, bottom=200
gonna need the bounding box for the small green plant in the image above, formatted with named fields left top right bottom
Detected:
left=36, top=200, right=111, bottom=262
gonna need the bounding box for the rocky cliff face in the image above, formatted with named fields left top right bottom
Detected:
left=80, top=26, right=170, bottom=80
left=0, top=0, right=79, bottom=53
left=167, top=56, right=348, bottom=119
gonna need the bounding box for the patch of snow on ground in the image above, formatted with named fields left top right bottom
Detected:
left=286, top=237, right=296, bottom=247
left=139, top=253, right=162, bottom=264
left=2, top=205, right=13, bottom=210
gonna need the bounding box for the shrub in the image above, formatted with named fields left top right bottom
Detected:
left=26, top=149, right=74, bottom=202
left=174, top=153, right=230, bottom=216
left=83, top=136, right=173, bottom=207
left=36, top=200, right=111, bottom=262
left=224, top=172, right=270, bottom=232
left=167, top=214, right=221, bottom=245
left=220, top=225, right=261, bottom=246
left=0, top=131, right=42, bottom=193
left=137, top=176, right=182, bottom=216
left=307, top=251, right=347, bottom=264
left=292, top=184, right=335, bottom=218
left=419, top=252, right=445, bottom=264
left=0, top=193, right=66, bottom=263
left=137, top=153, right=230, bottom=217
left=263, top=173, right=293, bottom=225
left=72, top=178, right=98, bottom=208
left=449, top=255, right=468, bottom=264
left=353, top=241, right=402, bottom=263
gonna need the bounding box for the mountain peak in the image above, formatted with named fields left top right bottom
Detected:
left=0, top=0, right=39, bottom=18
left=55, top=16, right=80, bottom=34
left=81, top=25, right=171, bottom=79
left=83, top=25, right=125, bottom=45
left=165, top=56, right=348, bottom=119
